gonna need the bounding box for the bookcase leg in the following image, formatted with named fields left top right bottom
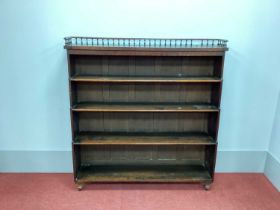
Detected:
left=76, top=183, right=85, bottom=191
left=203, top=183, right=212, bottom=191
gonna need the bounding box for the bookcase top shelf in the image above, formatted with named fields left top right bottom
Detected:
left=64, top=37, right=228, bottom=52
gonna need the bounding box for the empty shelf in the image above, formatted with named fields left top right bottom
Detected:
left=76, top=164, right=212, bottom=183
left=71, top=75, right=222, bottom=83
left=74, top=132, right=215, bottom=145
left=72, top=103, right=219, bottom=112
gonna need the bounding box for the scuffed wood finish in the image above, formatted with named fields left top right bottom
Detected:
left=77, top=165, right=212, bottom=183
left=71, top=75, right=222, bottom=83
left=72, top=103, right=219, bottom=112
left=74, top=132, right=215, bottom=145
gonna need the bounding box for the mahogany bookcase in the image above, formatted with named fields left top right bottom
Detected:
left=64, top=37, right=228, bottom=190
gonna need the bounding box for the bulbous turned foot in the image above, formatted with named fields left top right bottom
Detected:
left=76, top=183, right=85, bottom=191
left=203, top=183, right=211, bottom=191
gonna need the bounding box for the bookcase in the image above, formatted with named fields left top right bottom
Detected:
left=64, top=37, right=228, bottom=190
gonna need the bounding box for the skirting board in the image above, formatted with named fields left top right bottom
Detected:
left=264, top=152, right=280, bottom=191
left=216, top=151, right=267, bottom=173
left=0, top=151, right=73, bottom=173
left=0, top=150, right=267, bottom=173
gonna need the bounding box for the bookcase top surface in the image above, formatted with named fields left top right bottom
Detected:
left=64, top=37, right=228, bottom=52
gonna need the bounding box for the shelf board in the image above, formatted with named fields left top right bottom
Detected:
left=72, top=103, right=219, bottom=112
left=74, top=132, right=215, bottom=145
left=76, top=164, right=212, bottom=183
left=71, top=75, right=222, bottom=83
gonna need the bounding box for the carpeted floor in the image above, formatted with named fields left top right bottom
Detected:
left=0, top=173, right=279, bottom=210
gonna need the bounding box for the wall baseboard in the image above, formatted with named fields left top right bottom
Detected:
left=0, top=150, right=267, bottom=173
left=216, top=150, right=267, bottom=172
left=264, top=152, right=280, bottom=191
left=0, top=151, right=72, bottom=173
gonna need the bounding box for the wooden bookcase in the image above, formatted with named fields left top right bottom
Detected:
left=64, top=37, right=228, bottom=190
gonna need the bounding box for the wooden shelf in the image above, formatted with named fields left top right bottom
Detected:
left=72, top=103, right=219, bottom=112
left=71, top=75, right=222, bottom=83
left=77, top=164, right=212, bottom=183
left=74, top=132, right=215, bottom=145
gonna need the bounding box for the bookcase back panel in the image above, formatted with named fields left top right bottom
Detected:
left=79, top=145, right=205, bottom=165
left=74, top=83, right=215, bottom=104
left=77, top=113, right=209, bottom=133
left=72, top=55, right=220, bottom=77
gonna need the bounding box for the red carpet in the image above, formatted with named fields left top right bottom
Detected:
left=0, top=173, right=279, bottom=210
